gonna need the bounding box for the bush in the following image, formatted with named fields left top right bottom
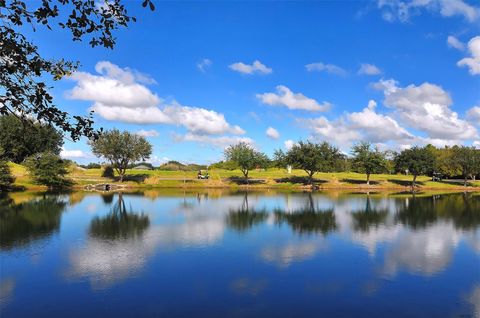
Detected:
left=102, top=166, right=115, bottom=178
left=0, top=161, right=15, bottom=191
left=24, top=152, right=71, bottom=188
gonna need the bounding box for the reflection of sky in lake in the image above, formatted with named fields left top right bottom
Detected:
left=1, top=191, right=479, bottom=317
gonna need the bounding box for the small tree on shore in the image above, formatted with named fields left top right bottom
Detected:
left=285, top=141, right=342, bottom=184
left=273, top=149, right=287, bottom=169
left=452, top=146, right=480, bottom=187
left=394, top=146, right=434, bottom=187
left=0, top=160, right=15, bottom=191
left=90, top=129, right=152, bottom=182
left=0, top=147, right=15, bottom=191
left=351, top=142, right=388, bottom=185
left=225, top=142, right=268, bottom=179
left=24, top=152, right=71, bottom=188
left=101, top=166, right=115, bottom=179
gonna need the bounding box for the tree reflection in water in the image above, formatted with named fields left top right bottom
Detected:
left=226, top=193, right=267, bottom=232
left=0, top=194, right=66, bottom=250
left=89, top=193, right=150, bottom=240
left=274, top=194, right=337, bottom=235
left=351, top=197, right=389, bottom=232
left=395, top=193, right=480, bottom=230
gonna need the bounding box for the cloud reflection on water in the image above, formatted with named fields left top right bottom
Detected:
left=61, top=191, right=479, bottom=289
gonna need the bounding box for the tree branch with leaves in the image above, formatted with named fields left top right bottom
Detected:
left=0, top=0, right=154, bottom=140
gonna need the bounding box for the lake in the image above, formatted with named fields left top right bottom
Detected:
left=1, top=190, right=479, bottom=317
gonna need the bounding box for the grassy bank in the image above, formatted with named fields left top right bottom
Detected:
left=7, top=162, right=480, bottom=191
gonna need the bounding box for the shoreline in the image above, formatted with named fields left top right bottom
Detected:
left=7, top=182, right=480, bottom=193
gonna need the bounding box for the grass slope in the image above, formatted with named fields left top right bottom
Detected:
left=7, top=162, right=480, bottom=191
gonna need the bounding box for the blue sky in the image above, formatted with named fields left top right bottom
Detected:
left=31, top=1, right=480, bottom=165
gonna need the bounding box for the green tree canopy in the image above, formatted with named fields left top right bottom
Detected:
left=273, top=149, right=287, bottom=169
left=394, top=146, right=435, bottom=187
left=425, top=145, right=458, bottom=177
left=1, top=0, right=154, bottom=140
left=285, top=140, right=342, bottom=183
left=0, top=160, right=15, bottom=191
left=224, top=142, right=269, bottom=178
left=351, top=142, right=388, bottom=185
left=24, top=152, right=71, bottom=188
left=0, top=115, right=63, bottom=163
left=452, top=146, right=480, bottom=186
left=90, top=129, right=152, bottom=182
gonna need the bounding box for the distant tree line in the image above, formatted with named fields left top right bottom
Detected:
left=223, top=140, right=480, bottom=187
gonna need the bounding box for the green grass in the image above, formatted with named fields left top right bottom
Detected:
left=7, top=162, right=480, bottom=191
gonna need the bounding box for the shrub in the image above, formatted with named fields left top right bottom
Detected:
left=0, top=161, right=15, bottom=191
left=102, top=166, right=115, bottom=178
left=24, top=152, right=71, bottom=188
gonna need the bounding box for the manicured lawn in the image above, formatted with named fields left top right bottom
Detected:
left=7, top=162, right=480, bottom=190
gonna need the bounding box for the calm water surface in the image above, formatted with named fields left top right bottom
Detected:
left=1, top=190, right=479, bottom=317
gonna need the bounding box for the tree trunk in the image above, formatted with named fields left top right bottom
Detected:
left=366, top=173, right=370, bottom=185
left=464, top=176, right=468, bottom=187
left=412, top=174, right=417, bottom=188
left=308, top=171, right=314, bottom=185
left=119, top=171, right=124, bottom=183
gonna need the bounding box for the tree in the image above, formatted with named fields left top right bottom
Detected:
left=0, top=146, right=15, bottom=191
left=426, top=145, right=458, bottom=178
left=285, top=140, right=342, bottom=183
left=0, top=160, right=15, bottom=191
left=394, top=146, right=434, bottom=187
left=1, top=0, right=154, bottom=140
left=273, top=149, right=287, bottom=169
left=452, top=146, right=480, bottom=187
left=351, top=142, right=388, bottom=185
left=224, top=142, right=269, bottom=179
left=90, top=129, right=152, bottom=182
left=0, top=115, right=63, bottom=163
left=24, top=152, right=71, bottom=188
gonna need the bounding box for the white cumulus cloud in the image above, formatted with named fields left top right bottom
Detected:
left=135, top=129, right=160, bottom=137
left=303, top=116, right=362, bottom=148
left=266, top=127, right=280, bottom=139
left=347, top=100, right=414, bottom=142
left=447, top=35, right=465, bottom=50
left=66, top=61, right=244, bottom=136
left=229, top=60, right=272, bottom=75
left=457, top=35, right=480, bottom=75
left=358, top=63, right=382, bottom=75
left=256, top=85, right=331, bottom=112
left=467, top=106, right=480, bottom=124
left=305, top=62, right=348, bottom=76
left=376, top=0, right=480, bottom=23
left=373, top=79, right=478, bottom=140
left=284, top=140, right=295, bottom=150
left=60, top=148, right=89, bottom=159
left=177, top=133, right=254, bottom=148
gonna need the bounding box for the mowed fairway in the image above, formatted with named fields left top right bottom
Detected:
left=8, top=162, right=480, bottom=190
